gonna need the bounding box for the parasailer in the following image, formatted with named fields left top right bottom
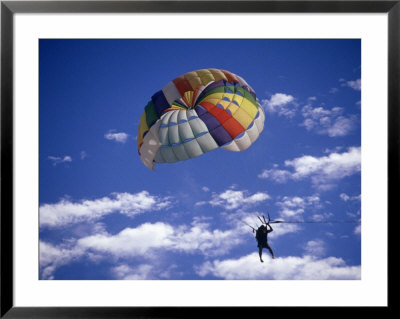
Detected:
left=256, top=223, right=275, bottom=262
left=239, top=214, right=275, bottom=262
left=239, top=212, right=361, bottom=263
left=137, top=68, right=265, bottom=170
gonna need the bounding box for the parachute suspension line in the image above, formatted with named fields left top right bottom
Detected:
left=237, top=215, right=360, bottom=236
left=236, top=218, right=256, bottom=233
left=259, top=211, right=360, bottom=225
left=268, top=220, right=360, bottom=224
left=252, top=216, right=261, bottom=229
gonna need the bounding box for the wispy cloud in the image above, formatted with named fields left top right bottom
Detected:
left=257, top=168, right=291, bottom=183
left=258, top=147, right=361, bottom=191
left=195, top=253, right=361, bottom=280
left=301, top=105, right=357, bottom=137
left=40, top=223, right=175, bottom=279
left=261, top=93, right=297, bottom=118
left=78, top=219, right=238, bottom=259
left=340, top=193, right=361, bottom=201
left=340, top=78, right=361, bottom=91
left=111, top=263, right=180, bottom=280
left=303, top=239, right=326, bottom=257
left=40, top=208, right=337, bottom=279
left=40, top=191, right=173, bottom=227
left=104, top=130, right=129, bottom=143
left=286, top=147, right=361, bottom=189
left=77, top=222, right=176, bottom=257
left=271, top=223, right=302, bottom=238
left=275, top=195, right=321, bottom=219
left=206, top=188, right=270, bottom=210
left=172, top=218, right=243, bottom=257
left=329, top=87, right=339, bottom=94
left=310, top=212, right=334, bottom=222
left=48, top=155, right=72, bottom=166
left=323, top=146, right=343, bottom=154
left=40, top=241, right=84, bottom=280
left=112, top=264, right=155, bottom=280
left=40, top=218, right=247, bottom=279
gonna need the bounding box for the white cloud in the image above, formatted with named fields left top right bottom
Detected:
left=354, top=224, right=361, bottom=235
left=340, top=193, right=361, bottom=201
left=196, top=253, right=360, bottom=280
left=269, top=223, right=302, bottom=238
left=310, top=212, right=334, bottom=222
left=303, top=239, right=326, bottom=257
left=340, top=193, right=350, bottom=201
left=257, top=168, right=291, bottom=183
left=172, top=220, right=242, bottom=257
left=323, top=146, right=343, bottom=154
left=287, top=147, right=361, bottom=178
left=343, top=78, right=361, bottom=91
left=208, top=189, right=270, bottom=210
left=275, top=195, right=321, bottom=219
left=78, top=222, right=175, bottom=257
left=78, top=222, right=241, bottom=258
left=40, top=241, right=84, bottom=280
left=329, top=87, right=339, bottom=94
left=302, top=105, right=334, bottom=119
left=285, top=147, right=361, bottom=190
left=40, top=223, right=175, bottom=279
left=258, top=147, right=361, bottom=190
left=40, top=191, right=172, bottom=227
left=48, top=155, right=72, bottom=166
left=301, top=105, right=357, bottom=137
left=112, top=264, right=154, bottom=280
left=40, top=223, right=173, bottom=279
left=40, top=218, right=249, bottom=279
left=80, top=151, right=87, bottom=160
left=261, top=93, right=297, bottom=118
left=267, top=93, right=294, bottom=106
left=75, top=219, right=244, bottom=259
left=111, top=263, right=179, bottom=280
left=39, top=200, right=318, bottom=280
left=194, top=201, right=207, bottom=207
left=326, top=116, right=355, bottom=137
left=104, top=130, right=129, bottom=143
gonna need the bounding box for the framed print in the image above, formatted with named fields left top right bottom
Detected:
left=1, top=0, right=395, bottom=317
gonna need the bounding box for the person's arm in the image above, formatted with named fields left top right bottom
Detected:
left=267, top=224, right=273, bottom=233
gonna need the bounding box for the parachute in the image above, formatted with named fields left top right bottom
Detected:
left=137, top=68, right=265, bottom=170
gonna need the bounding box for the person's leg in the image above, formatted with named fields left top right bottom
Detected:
left=266, top=243, right=275, bottom=259
left=258, top=246, right=264, bottom=262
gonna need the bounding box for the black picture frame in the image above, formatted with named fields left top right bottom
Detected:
left=1, top=1, right=395, bottom=317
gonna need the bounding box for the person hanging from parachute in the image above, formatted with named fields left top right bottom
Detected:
left=256, top=223, right=275, bottom=262
left=240, top=212, right=361, bottom=262
left=239, top=214, right=275, bottom=262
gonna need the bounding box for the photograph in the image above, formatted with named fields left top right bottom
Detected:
left=2, top=0, right=394, bottom=316
left=39, top=39, right=362, bottom=280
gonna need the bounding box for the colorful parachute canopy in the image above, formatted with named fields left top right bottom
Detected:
left=137, top=68, right=265, bottom=170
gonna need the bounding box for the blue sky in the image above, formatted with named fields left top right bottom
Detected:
left=39, top=39, right=361, bottom=280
